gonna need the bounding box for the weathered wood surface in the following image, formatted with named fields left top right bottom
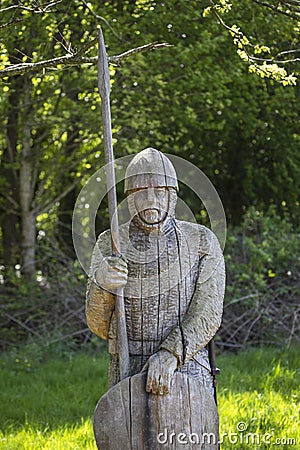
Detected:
left=87, top=148, right=225, bottom=449
left=123, top=147, right=179, bottom=193
left=93, top=372, right=219, bottom=450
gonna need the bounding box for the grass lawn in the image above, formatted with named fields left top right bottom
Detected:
left=0, top=344, right=299, bottom=449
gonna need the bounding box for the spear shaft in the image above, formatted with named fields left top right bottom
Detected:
left=208, top=339, right=220, bottom=406
left=97, top=27, right=130, bottom=380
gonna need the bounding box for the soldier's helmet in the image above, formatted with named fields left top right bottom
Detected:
left=124, top=147, right=178, bottom=194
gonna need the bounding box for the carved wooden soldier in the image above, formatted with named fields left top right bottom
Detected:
left=86, top=147, right=225, bottom=402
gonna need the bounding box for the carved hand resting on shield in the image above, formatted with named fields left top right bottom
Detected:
left=143, top=349, right=178, bottom=395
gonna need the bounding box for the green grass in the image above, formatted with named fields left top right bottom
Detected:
left=217, top=346, right=299, bottom=449
left=0, top=344, right=109, bottom=449
left=0, top=344, right=299, bottom=449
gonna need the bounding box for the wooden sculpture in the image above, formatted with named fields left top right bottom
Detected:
left=85, top=29, right=225, bottom=450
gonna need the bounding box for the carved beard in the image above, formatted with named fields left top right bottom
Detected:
left=138, top=208, right=167, bottom=225
left=126, top=188, right=177, bottom=232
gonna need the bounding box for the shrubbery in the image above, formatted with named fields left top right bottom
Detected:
left=221, top=206, right=300, bottom=348
left=0, top=237, right=88, bottom=351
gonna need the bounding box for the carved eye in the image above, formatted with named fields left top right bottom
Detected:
left=154, top=187, right=168, bottom=199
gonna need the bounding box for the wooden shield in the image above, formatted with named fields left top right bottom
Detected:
left=93, top=372, right=219, bottom=450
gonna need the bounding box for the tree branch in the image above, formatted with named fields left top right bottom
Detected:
left=109, top=41, right=173, bottom=63
left=0, top=41, right=172, bottom=79
left=276, top=48, right=300, bottom=57
left=250, top=0, right=300, bottom=21
left=249, top=55, right=300, bottom=64
left=0, top=0, right=62, bottom=14
left=0, top=0, right=62, bottom=30
left=33, top=181, right=79, bottom=215
left=4, top=312, right=42, bottom=339
left=208, top=0, right=299, bottom=83
left=0, top=17, right=23, bottom=30
left=80, top=0, right=122, bottom=40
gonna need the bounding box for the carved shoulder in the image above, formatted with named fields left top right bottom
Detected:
left=175, top=220, right=221, bottom=258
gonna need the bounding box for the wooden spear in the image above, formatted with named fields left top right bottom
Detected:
left=97, top=27, right=130, bottom=380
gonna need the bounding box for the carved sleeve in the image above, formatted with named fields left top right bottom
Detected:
left=159, top=228, right=225, bottom=366
left=85, top=230, right=115, bottom=340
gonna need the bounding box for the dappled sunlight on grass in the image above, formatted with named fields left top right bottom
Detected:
left=0, top=345, right=299, bottom=449
left=0, top=348, right=108, bottom=449
left=218, top=346, right=299, bottom=449
left=1, top=420, right=96, bottom=450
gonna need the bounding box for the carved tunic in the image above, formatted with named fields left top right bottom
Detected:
left=86, top=217, right=225, bottom=393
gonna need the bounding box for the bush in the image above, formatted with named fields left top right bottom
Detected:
left=220, top=206, right=300, bottom=348
left=0, top=236, right=90, bottom=351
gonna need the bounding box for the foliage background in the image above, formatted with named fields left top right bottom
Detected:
left=0, top=0, right=299, bottom=351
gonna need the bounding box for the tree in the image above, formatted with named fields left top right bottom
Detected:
left=204, top=0, right=299, bottom=85
left=104, top=0, right=300, bottom=224
left=0, top=0, right=168, bottom=280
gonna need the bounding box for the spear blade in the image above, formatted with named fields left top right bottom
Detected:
left=97, top=27, right=119, bottom=254
left=98, top=27, right=110, bottom=104
left=97, top=27, right=130, bottom=380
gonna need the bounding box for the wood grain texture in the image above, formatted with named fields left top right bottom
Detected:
left=93, top=372, right=219, bottom=450
left=124, top=147, right=178, bottom=193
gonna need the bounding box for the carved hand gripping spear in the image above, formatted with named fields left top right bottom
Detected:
left=97, top=27, right=130, bottom=380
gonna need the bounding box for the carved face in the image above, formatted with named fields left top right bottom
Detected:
left=132, top=187, right=170, bottom=225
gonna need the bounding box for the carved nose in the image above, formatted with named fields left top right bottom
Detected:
left=147, top=187, right=155, bottom=201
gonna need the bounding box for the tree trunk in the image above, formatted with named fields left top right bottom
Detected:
left=57, top=185, right=77, bottom=258
left=20, top=209, right=36, bottom=280
left=19, top=77, right=36, bottom=281
left=57, top=122, right=80, bottom=259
